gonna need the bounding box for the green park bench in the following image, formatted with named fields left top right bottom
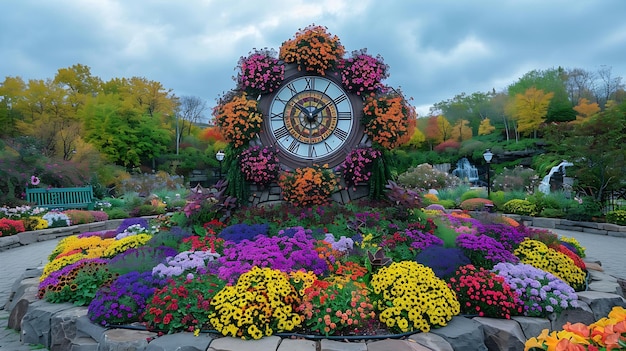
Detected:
left=25, top=186, right=95, bottom=210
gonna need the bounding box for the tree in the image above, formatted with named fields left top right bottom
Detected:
left=546, top=102, right=626, bottom=202
left=424, top=116, right=442, bottom=150
left=404, top=127, right=426, bottom=149
left=436, top=115, right=452, bottom=142
left=0, top=76, right=26, bottom=138
left=507, top=87, right=554, bottom=137
left=563, top=68, right=595, bottom=105
left=572, top=98, right=600, bottom=124
left=478, top=118, right=496, bottom=135
left=508, top=68, right=573, bottom=123
left=450, top=119, right=473, bottom=142
left=81, top=94, right=170, bottom=168
left=174, top=96, right=208, bottom=154
left=594, top=65, right=624, bottom=108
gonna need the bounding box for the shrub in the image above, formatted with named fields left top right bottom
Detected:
left=396, top=163, right=462, bottom=190
left=564, top=196, right=602, bottom=221
left=0, top=218, right=26, bottom=236
left=90, top=211, right=109, bottom=222
left=22, top=216, right=48, bottom=231
left=502, top=199, right=537, bottom=216
left=605, top=209, right=626, bottom=225
left=459, top=198, right=494, bottom=211
left=105, top=208, right=129, bottom=219
left=438, top=199, right=456, bottom=209
left=491, top=165, right=539, bottom=192
left=460, top=189, right=487, bottom=202
left=64, top=210, right=95, bottom=225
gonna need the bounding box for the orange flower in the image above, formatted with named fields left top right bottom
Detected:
left=279, top=24, right=345, bottom=75
left=212, top=92, right=263, bottom=149
left=362, top=90, right=417, bottom=149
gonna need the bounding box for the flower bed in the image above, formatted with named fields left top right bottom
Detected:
left=32, top=198, right=593, bottom=340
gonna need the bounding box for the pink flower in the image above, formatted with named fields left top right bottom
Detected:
left=30, top=175, right=40, bottom=186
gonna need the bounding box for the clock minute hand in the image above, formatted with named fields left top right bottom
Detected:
left=293, top=102, right=311, bottom=117
left=311, top=101, right=333, bottom=117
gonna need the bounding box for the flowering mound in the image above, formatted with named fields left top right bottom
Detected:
left=279, top=24, right=345, bottom=75
left=370, top=261, right=460, bottom=333
left=236, top=48, right=284, bottom=96
left=514, top=239, right=586, bottom=291
left=212, top=93, right=263, bottom=149
left=238, top=145, right=280, bottom=186
left=278, top=165, right=339, bottom=207
left=448, top=264, right=523, bottom=319
left=362, top=91, right=417, bottom=149
left=208, top=267, right=302, bottom=339
left=493, top=262, right=578, bottom=317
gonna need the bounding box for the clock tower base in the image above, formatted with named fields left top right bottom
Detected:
left=247, top=179, right=370, bottom=207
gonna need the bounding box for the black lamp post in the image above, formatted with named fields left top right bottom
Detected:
left=216, top=150, right=225, bottom=180
left=483, top=149, right=493, bottom=198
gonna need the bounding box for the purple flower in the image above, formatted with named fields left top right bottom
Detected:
left=493, top=262, right=578, bottom=317
left=116, top=218, right=149, bottom=234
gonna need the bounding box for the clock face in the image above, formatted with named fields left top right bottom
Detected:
left=268, top=76, right=354, bottom=161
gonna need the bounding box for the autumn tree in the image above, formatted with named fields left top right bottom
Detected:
left=404, top=127, right=426, bottom=149
left=0, top=76, right=26, bottom=138
left=424, top=115, right=451, bottom=150
left=478, top=118, right=496, bottom=135
left=450, top=119, right=473, bottom=142
left=572, top=98, right=600, bottom=124
left=506, top=87, right=554, bottom=138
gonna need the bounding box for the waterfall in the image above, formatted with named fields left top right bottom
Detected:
left=538, top=161, right=573, bottom=194
left=452, top=158, right=479, bottom=184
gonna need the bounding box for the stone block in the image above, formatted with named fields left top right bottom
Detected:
left=70, top=336, right=99, bottom=351
left=20, top=300, right=77, bottom=347
left=588, top=270, right=617, bottom=282
left=473, top=317, right=526, bottom=351
left=320, top=339, right=368, bottom=351
left=75, top=315, right=108, bottom=344
left=0, top=235, right=21, bottom=251
left=207, top=336, right=281, bottom=351
left=366, top=338, right=431, bottom=351
left=588, top=281, right=624, bottom=297
left=601, top=223, right=625, bottom=232
left=511, top=316, right=551, bottom=338
left=276, top=338, right=317, bottom=351
left=532, top=217, right=557, bottom=229
left=576, top=291, right=626, bottom=321
left=408, top=332, right=454, bottom=351
left=8, top=299, right=31, bottom=330
left=429, top=316, right=488, bottom=351
left=549, top=300, right=595, bottom=330
left=99, top=328, right=157, bottom=351
left=17, top=231, right=39, bottom=245
left=146, top=332, right=214, bottom=351
left=50, top=306, right=88, bottom=351
left=6, top=282, right=38, bottom=311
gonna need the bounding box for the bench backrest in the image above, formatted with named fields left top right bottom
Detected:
left=25, top=186, right=94, bottom=209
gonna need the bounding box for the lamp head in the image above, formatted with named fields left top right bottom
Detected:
left=216, top=150, right=225, bottom=162
left=483, top=149, right=493, bottom=163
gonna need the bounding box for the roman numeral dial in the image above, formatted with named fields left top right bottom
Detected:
left=268, top=76, right=354, bottom=161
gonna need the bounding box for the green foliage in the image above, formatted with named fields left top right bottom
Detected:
left=436, top=185, right=471, bottom=207
left=501, top=199, right=537, bottom=216
left=104, top=208, right=129, bottom=219
left=527, top=191, right=577, bottom=214
left=564, top=196, right=602, bottom=221
left=460, top=189, right=487, bottom=202
left=438, top=199, right=456, bottom=209
left=369, top=149, right=390, bottom=200
left=606, top=210, right=626, bottom=226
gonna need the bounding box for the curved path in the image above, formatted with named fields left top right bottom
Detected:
left=0, top=229, right=624, bottom=350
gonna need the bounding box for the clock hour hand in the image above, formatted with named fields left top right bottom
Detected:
left=293, top=102, right=311, bottom=118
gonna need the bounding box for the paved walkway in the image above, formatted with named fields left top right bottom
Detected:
left=0, top=229, right=624, bottom=350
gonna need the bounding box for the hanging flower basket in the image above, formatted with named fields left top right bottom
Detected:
left=279, top=24, right=345, bottom=75
left=362, top=89, right=417, bottom=149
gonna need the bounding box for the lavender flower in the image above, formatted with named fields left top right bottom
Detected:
left=493, top=262, right=578, bottom=317
left=152, top=250, right=220, bottom=278
left=116, top=218, right=149, bottom=234
left=324, top=233, right=354, bottom=252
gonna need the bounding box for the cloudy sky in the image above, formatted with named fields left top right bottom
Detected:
left=2, top=0, right=626, bottom=119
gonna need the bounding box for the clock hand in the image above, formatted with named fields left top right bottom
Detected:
left=311, top=100, right=334, bottom=118
left=293, top=102, right=311, bottom=117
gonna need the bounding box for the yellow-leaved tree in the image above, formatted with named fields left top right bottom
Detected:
left=478, top=118, right=496, bottom=135
left=450, top=119, right=473, bottom=142
left=507, top=87, right=553, bottom=137
left=571, top=98, right=600, bottom=124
